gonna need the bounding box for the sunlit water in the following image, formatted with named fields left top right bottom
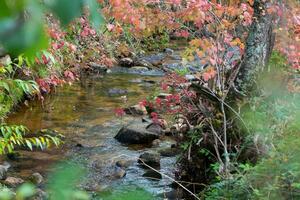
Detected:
left=6, top=73, right=178, bottom=198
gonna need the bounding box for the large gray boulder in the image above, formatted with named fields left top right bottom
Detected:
left=115, top=122, right=159, bottom=144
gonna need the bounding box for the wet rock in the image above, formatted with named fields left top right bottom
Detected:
left=138, top=152, right=160, bottom=167
left=131, top=66, right=149, bottom=71
left=32, top=189, right=48, bottom=200
left=75, top=143, right=84, bottom=148
left=88, top=62, right=107, bottom=73
left=119, top=57, right=134, bottom=67
left=159, top=147, right=180, bottom=157
left=107, top=88, right=128, bottom=96
left=4, top=177, right=25, bottom=187
left=113, top=166, right=126, bottom=179
left=28, top=172, right=44, bottom=185
left=162, top=188, right=183, bottom=200
left=0, top=162, right=10, bottom=180
left=164, top=48, right=174, bottom=55
left=163, top=128, right=173, bottom=136
left=169, top=54, right=182, bottom=60
left=115, top=160, right=134, bottom=169
left=143, top=169, right=162, bottom=180
left=162, top=62, right=183, bottom=71
left=146, top=123, right=163, bottom=134
left=142, top=117, right=152, bottom=123
left=134, top=59, right=154, bottom=68
left=151, top=139, right=161, bottom=147
left=115, top=122, right=159, bottom=144
left=124, top=104, right=148, bottom=115
left=140, top=53, right=166, bottom=66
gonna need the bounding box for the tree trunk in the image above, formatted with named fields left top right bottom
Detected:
left=234, top=0, right=275, bottom=96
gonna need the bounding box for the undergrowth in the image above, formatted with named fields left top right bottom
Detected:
left=202, top=52, right=300, bottom=199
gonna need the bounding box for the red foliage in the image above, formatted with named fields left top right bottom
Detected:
left=114, top=108, right=126, bottom=117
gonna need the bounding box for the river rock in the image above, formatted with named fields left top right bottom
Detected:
left=139, top=53, right=165, bottom=66
left=115, top=159, right=135, bottom=169
left=32, top=189, right=48, bottom=200
left=0, top=162, right=10, bottom=180
left=88, top=62, right=108, bottom=73
left=142, top=117, right=152, bottom=123
left=28, top=172, right=44, bottom=185
left=138, top=152, right=160, bottom=167
left=169, top=54, right=182, bottom=60
left=159, top=147, right=180, bottom=157
left=107, top=88, right=128, bottom=96
left=163, top=128, right=173, bottom=136
left=119, top=57, right=134, bottom=67
left=162, top=188, right=183, bottom=200
left=146, top=123, right=163, bottom=134
left=164, top=48, right=174, bottom=55
left=130, top=66, right=149, bottom=71
left=115, top=122, right=159, bottom=144
left=4, top=177, right=25, bottom=187
left=142, top=169, right=162, bottom=180
left=134, top=59, right=154, bottom=68
left=124, top=104, right=148, bottom=115
left=113, top=166, right=126, bottom=179
left=151, top=139, right=161, bottom=147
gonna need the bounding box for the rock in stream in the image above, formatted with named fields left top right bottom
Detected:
left=115, top=121, right=160, bottom=144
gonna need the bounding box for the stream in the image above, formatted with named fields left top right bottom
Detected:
left=4, top=47, right=188, bottom=199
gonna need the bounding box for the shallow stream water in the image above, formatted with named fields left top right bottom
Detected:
left=6, top=73, right=178, bottom=199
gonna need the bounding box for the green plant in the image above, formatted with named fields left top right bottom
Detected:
left=0, top=183, right=38, bottom=200
left=0, top=124, right=63, bottom=154
left=47, top=162, right=89, bottom=200
left=0, top=0, right=104, bottom=58
left=0, top=79, right=39, bottom=119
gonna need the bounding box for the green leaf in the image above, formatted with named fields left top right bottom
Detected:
left=86, top=0, right=104, bottom=30
left=0, top=187, right=14, bottom=200
left=45, top=0, right=83, bottom=26
left=25, top=139, right=33, bottom=150
left=0, top=81, right=10, bottom=92
left=16, top=183, right=36, bottom=199
left=0, top=0, right=26, bottom=18
left=0, top=1, right=11, bottom=18
left=17, top=54, right=24, bottom=67
left=72, top=191, right=90, bottom=200
left=0, top=20, right=48, bottom=59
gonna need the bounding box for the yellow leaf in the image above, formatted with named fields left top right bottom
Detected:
left=189, top=39, right=201, bottom=47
